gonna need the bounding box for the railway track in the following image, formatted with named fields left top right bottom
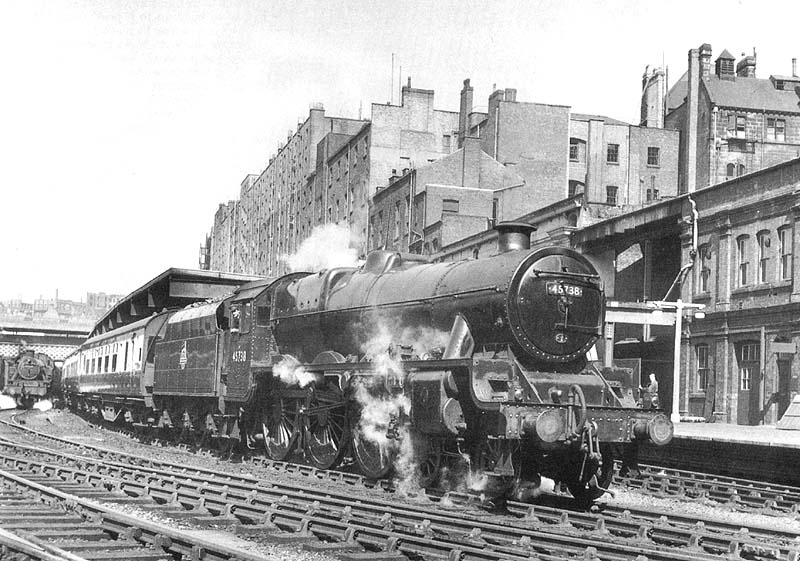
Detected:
left=1, top=411, right=798, bottom=561
left=0, top=464, right=297, bottom=561
left=6, top=410, right=800, bottom=514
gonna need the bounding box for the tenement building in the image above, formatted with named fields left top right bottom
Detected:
left=205, top=85, right=458, bottom=276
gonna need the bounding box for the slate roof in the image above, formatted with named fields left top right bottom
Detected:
left=667, top=72, right=800, bottom=114
left=704, top=75, right=800, bottom=113
left=716, top=49, right=735, bottom=60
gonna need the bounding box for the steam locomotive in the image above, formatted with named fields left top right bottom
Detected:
left=62, top=223, right=672, bottom=503
left=1, top=349, right=58, bottom=408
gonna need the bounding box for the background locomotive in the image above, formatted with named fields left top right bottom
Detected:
left=1, top=349, right=59, bottom=408
left=63, top=223, right=673, bottom=503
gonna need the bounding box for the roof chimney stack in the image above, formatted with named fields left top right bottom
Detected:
left=458, top=78, right=474, bottom=149
left=793, top=58, right=797, bottom=78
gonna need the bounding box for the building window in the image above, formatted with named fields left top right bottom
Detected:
left=606, top=143, right=619, bottom=163
left=568, top=180, right=584, bottom=198
left=699, top=244, right=711, bottom=292
left=647, top=146, right=660, bottom=166
left=778, top=226, right=792, bottom=280
left=394, top=201, right=401, bottom=239
left=737, top=163, right=746, bottom=176
left=606, top=185, right=618, bottom=205
left=696, top=344, right=709, bottom=392
left=737, top=341, right=759, bottom=391
left=736, top=235, right=749, bottom=286
left=569, top=138, right=580, bottom=161
left=776, top=118, right=786, bottom=142
left=726, top=163, right=736, bottom=179
left=442, top=199, right=459, bottom=213
left=646, top=175, right=659, bottom=201
left=735, top=115, right=746, bottom=138
left=757, top=230, right=770, bottom=283
left=767, top=118, right=776, bottom=140
left=443, top=134, right=451, bottom=152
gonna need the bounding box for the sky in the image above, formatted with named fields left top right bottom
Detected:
left=1, top=0, right=798, bottom=302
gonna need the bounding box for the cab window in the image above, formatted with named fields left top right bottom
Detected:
left=241, top=302, right=252, bottom=333
left=230, top=304, right=241, bottom=332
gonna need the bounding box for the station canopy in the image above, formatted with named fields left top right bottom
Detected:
left=89, top=268, right=262, bottom=338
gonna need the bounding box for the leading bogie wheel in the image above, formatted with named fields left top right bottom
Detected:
left=567, top=444, right=615, bottom=505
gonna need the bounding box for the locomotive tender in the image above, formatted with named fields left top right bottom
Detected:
left=63, top=223, right=672, bottom=502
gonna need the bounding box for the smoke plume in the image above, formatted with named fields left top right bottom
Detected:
left=282, top=223, right=360, bottom=272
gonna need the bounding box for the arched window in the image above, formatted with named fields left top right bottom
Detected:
left=726, top=163, right=736, bottom=178
left=698, top=244, right=712, bottom=292
left=736, top=235, right=750, bottom=286
left=737, top=163, right=746, bottom=177
left=756, top=230, right=771, bottom=283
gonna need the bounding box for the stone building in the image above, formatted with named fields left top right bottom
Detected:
left=660, top=43, right=800, bottom=192
left=569, top=158, right=800, bottom=425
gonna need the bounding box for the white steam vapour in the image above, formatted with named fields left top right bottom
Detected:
left=282, top=223, right=361, bottom=272
left=354, top=319, right=450, bottom=496
left=32, top=399, right=53, bottom=412
left=274, top=355, right=316, bottom=388
left=0, top=395, right=16, bottom=410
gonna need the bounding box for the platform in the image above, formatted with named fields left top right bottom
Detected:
left=639, top=420, right=800, bottom=486
left=673, top=421, right=800, bottom=449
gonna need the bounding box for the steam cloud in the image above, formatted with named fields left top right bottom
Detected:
left=274, top=355, right=316, bottom=388
left=353, top=319, right=450, bottom=496
left=282, top=223, right=361, bottom=272
left=0, top=395, right=16, bottom=410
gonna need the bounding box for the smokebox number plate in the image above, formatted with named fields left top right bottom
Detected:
left=546, top=282, right=583, bottom=298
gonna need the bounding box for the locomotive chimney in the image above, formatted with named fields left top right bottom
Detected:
left=494, top=221, right=536, bottom=253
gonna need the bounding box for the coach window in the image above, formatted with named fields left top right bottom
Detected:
left=112, top=353, right=117, bottom=372
left=104, top=355, right=109, bottom=373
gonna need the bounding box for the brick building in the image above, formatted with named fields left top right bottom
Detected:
left=661, top=43, right=800, bottom=192
left=206, top=85, right=458, bottom=276
left=369, top=137, right=525, bottom=253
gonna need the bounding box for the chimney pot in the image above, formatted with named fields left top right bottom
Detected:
left=793, top=58, right=797, bottom=77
